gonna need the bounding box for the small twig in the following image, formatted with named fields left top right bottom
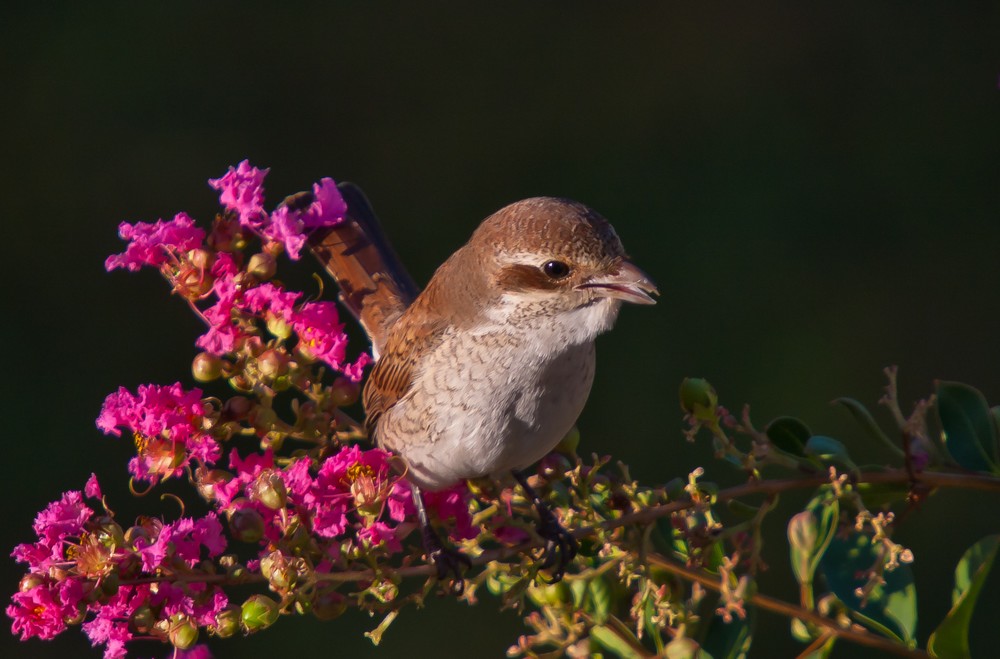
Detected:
left=645, top=553, right=928, bottom=659
left=121, top=468, right=1000, bottom=589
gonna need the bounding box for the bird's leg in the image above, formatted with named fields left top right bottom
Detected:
left=411, top=483, right=470, bottom=594
left=512, top=470, right=578, bottom=581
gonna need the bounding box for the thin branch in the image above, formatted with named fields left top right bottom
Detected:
left=122, top=468, right=1000, bottom=588
left=645, top=553, right=928, bottom=659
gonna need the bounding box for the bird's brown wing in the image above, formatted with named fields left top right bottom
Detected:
left=361, top=311, right=449, bottom=445
left=307, top=183, right=420, bottom=356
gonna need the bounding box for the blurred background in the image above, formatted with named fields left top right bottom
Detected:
left=3, top=3, right=1000, bottom=657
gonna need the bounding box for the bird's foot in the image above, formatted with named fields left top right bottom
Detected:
left=534, top=503, right=578, bottom=582
left=423, top=526, right=471, bottom=594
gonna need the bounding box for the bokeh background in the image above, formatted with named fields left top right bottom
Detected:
left=4, top=4, right=1000, bottom=657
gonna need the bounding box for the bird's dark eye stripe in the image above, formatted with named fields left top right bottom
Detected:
left=542, top=260, right=570, bottom=279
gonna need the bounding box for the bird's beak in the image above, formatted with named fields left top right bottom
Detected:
left=575, top=259, right=659, bottom=305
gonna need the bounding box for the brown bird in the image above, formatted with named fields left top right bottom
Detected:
left=307, top=184, right=657, bottom=584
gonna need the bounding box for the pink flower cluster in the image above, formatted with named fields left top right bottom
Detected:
left=213, top=444, right=476, bottom=553
left=96, top=382, right=217, bottom=483
left=8, top=476, right=228, bottom=659
left=197, top=277, right=371, bottom=382
left=208, top=160, right=347, bottom=260
left=104, top=160, right=369, bottom=381
left=105, top=213, right=205, bottom=272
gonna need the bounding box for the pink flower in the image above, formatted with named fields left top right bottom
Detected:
left=175, top=644, right=214, bottom=659
left=105, top=212, right=205, bottom=272
left=291, top=301, right=371, bottom=382
left=302, top=177, right=348, bottom=229
left=7, top=584, right=66, bottom=641
left=358, top=521, right=402, bottom=552
left=96, top=383, right=215, bottom=481
left=208, top=160, right=270, bottom=228
left=84, top=473, right=102, bottom=500
left=264, top=205, right=309, bottom=260
left=33, top=489, right=92, bottom=545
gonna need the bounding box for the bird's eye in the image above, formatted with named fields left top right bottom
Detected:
left=542, top=260, right=571, bottom=279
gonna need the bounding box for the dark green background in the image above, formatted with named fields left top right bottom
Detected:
left=4, top=4, right=1000, bottom=658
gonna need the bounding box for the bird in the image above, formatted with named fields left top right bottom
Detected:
left=305, top=184, right=658, bottom=585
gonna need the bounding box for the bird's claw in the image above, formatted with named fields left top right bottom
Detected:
left=535, top=506, right=578, bottom=582
left=426, top=536, right=471, bottom=594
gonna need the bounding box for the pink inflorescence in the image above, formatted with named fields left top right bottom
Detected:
left=8, top=475, right=229, bottom=659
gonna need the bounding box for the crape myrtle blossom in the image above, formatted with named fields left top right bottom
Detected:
left=105, top=213, right=205, bottom=273
left=105, top=160, right=369, bottom=381
left=7, top=474, right=229, bottom=659
left=208, top=160, right=347, bottom=259
left=11, top=163, right=506, bottom=659
left=96, top=382, right=216, bottom=483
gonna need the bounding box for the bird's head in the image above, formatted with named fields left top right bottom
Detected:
left=458, top=197, right=658, bottom=335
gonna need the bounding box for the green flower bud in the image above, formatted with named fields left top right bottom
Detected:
left=311, top=587, right=347, bottom=621
left=247, top=252, right=277, bottom=280
left=258, top=349, right=289, bottom=378
left=210, top=605, right=242, bottom=638
left=241, top=595, right=280, bottom=632
left=130, top=605, right=154, bottom=634
left=249, top=469, right=287, bottom=510
left=19, top=574, right=45, bottom=592
left=192, top=352, right=224, bottom=382
left=266, top=314, right=293, bottom=340
left=679, top=377, right=717, bottom=415
left=227, top=506, right=265, bottom=544
left=168, top=616, right=199, bottom=650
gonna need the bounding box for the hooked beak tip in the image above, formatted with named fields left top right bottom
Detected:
left=575, top=260, right=659, bottom=305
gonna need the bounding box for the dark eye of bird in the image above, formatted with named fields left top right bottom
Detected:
left=542, top=260, right=571, bottom=279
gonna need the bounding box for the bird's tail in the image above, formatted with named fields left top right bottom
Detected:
left=305, top=183, right=419, bottom=359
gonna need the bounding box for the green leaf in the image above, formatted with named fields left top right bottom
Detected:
left=788, top=489, right=839, bottom=596
left=833, top=397, right=904, bottom=457
left=590, top=625, right=646, bottom=659
left=587, top=576, right=613, bottom=625
left=928, top=534, right=1000, bottom=659
left=936, top=381, right=999, bottom=473
left=702, top=606, right=755, bottom=659
left=819, top=531, right=917, bottom=643
left=804, top=435, right=857, bottom=472
left=665, top=636, right=711, bottom=659
left=766, top=416, right=811, bottom=457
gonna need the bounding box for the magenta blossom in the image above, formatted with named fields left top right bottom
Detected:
left=208, top=160, right=270, bottom=228
left=105, top=213, right=205, bottom=272
left=292, top=300, right=371, bottom=382
left=96, top=383, right=218, bottom=481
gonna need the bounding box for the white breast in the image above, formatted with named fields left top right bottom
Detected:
left=383, top=295, right=621, bottom=490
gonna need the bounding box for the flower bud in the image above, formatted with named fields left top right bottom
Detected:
left=260, top=550, right=299, bottom=591
left=679, top=377, right=717, bottom=416
left=19, top=574, right=45, bottom=592
left=192, top=352, right=224, bottom=382
left=241, top=595, right=280, bottom=632
left=311, top=587, right=347, bottom=621
left=168, top=616, right=199, bottom=650
left=258, top=349, right=289, bottom=378
left=247, top=252, right=277, bottom=280
left=209, top=605, right=242, bottom=638
left=227, top=506, right=265, bottom=544
left=265, top=314, right=293, bottom=340
left=330, top=377, right=360, bottom=407
left=223, top=395, right=252, bottom=421
left=248, top=469, right=287, bottom=510
left=130, top=605, right=155, bottom=634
